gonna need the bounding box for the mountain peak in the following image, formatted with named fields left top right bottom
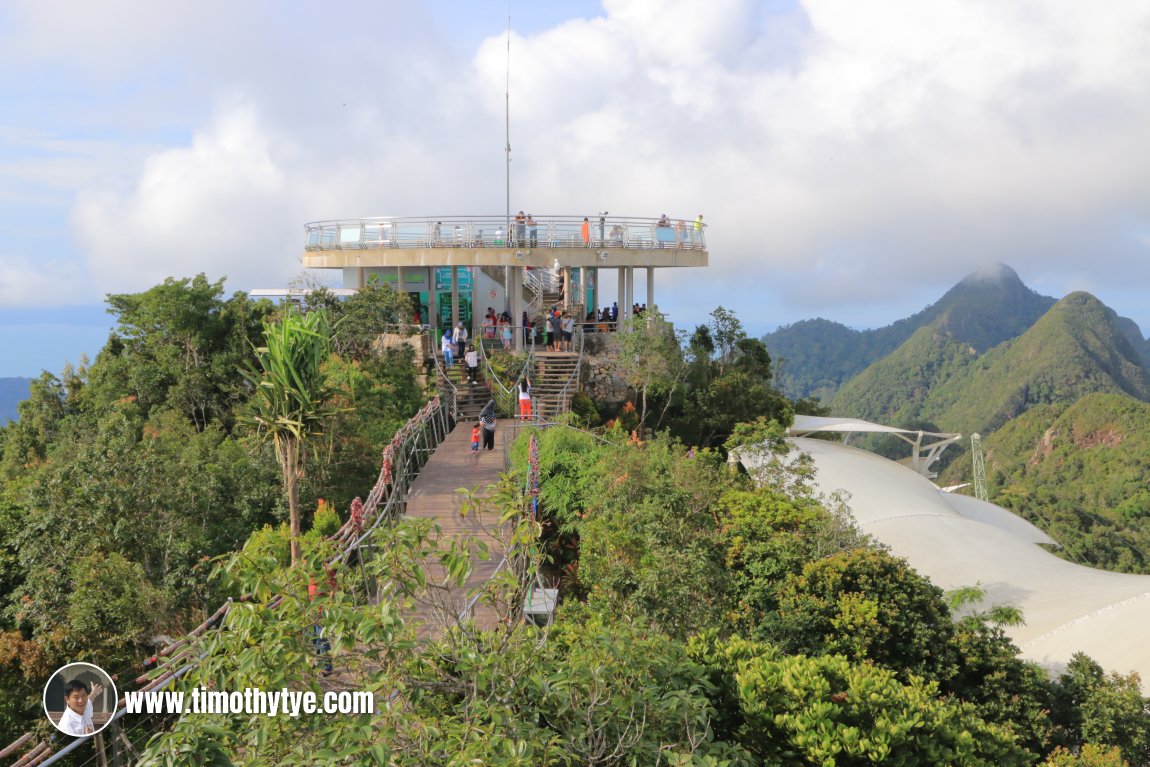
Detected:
left=960, top=263, right=1022, bottom=286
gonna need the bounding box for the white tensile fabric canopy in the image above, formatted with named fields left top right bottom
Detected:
left=787, top=415, right=963, bottom=478
left=734, top=421, right=1150, bottom=690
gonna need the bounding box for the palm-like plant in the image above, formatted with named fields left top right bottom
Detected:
left=243, top=306, right=340, bottom=566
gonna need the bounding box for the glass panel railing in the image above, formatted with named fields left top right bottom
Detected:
left=304, top=216, right=706, bottom=251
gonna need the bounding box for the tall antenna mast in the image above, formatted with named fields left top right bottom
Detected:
left=504, top=1, right=511, bottom=234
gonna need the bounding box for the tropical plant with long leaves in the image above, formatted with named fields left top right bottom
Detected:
left=243, top=306, right=342, bottom=566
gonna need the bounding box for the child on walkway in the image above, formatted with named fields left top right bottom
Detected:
left=471, top=423, right=481, bottom=453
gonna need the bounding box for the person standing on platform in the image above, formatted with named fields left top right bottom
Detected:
left=561, top=312, right=575, bottom=352
left=470, top=422, right=481, bottom=453
left=501, top=318, right=513, bottom=350
left=549, top=310, right=562, bottom=352
left=527, top=214, right=538, bottom=246
left=693, top=214, right=704, bottom=246
left=479, top=400, right=497, bottom=451
left=515, top=211, right=527, bottom=247
left=581, top=217, right=590, bottom=247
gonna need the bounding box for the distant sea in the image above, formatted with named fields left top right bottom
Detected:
left=1, top=377, right=32, bottom=423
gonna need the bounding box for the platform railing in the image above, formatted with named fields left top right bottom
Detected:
left=305, top=215, right=706, bottom=252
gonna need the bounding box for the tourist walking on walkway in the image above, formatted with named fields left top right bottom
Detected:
left=581, top=217, right=590, bottom=247
left=441, top=328, right=454, bottom=368
left=464, top=344, right=478, bottom=384
left=455, top=321, right=468, bottom=359
left=479, top=400, right=497, bottom=451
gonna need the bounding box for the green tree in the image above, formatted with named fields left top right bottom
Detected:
left=716, top=487, right=865, bottom=638
left=86, top=274, right=272, bottom=430
left=616, top=307, right=686, bottom=430
left=303, top=283, right=414, bottom=361
left=1049, top=653, right=1150, bottom=766
left=733, top=649, right=1031, bottom=766
left=574, top=435, right=734, bottom=637
left=672, top=308, right=793, bottom=448
left=1043, top=744, right=1129, bottom=767
left=770, top=549, right=959, bottom=684
left=244, top=307, right=341, bottom=566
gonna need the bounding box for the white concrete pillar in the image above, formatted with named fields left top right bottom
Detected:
left=345, top=267, right=365, bottom=290
left=511, top=266, right=524, bottom=352
left=616, top=268, right=626, bottom=331
left=625, top=267, right=634, bottom=326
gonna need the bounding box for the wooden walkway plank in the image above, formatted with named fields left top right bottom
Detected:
left=403, top=418, right=518, bottom=634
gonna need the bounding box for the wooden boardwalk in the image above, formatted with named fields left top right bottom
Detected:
left=402, top=418, right=519, bottom=635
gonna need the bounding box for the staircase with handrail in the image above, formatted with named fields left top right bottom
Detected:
left=530, top=327, right=584, bottom=420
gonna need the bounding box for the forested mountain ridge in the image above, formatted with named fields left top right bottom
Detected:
left=833, top=291, right=1150, bottom=436
left=764, top=264, right=1057, bottom=400
left=939, top=391, right=1150, bottom=573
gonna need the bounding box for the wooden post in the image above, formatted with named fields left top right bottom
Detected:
left=94, top=732, right=109, bottom=767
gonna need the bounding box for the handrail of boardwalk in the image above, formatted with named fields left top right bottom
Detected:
left=6, top=397, right=454, bottom=767
left=305, top=214, right=707, bottom=252
left=429, top=342, right=459, bottom=421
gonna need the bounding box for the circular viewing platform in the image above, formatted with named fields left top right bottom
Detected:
left=302, top=215, right=708, bottom=270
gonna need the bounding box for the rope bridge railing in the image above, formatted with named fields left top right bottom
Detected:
left=3, top=397, right=453, bottom=767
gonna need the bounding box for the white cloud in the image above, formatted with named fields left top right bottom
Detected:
left=0, top=255, right=88, bottom=306
left=73, top=101, right=299, bottom=294
left=1, top=0, right=1149, bottom=334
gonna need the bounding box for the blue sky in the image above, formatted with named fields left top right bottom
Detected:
left=2, top=0, right=1149, bottom=377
